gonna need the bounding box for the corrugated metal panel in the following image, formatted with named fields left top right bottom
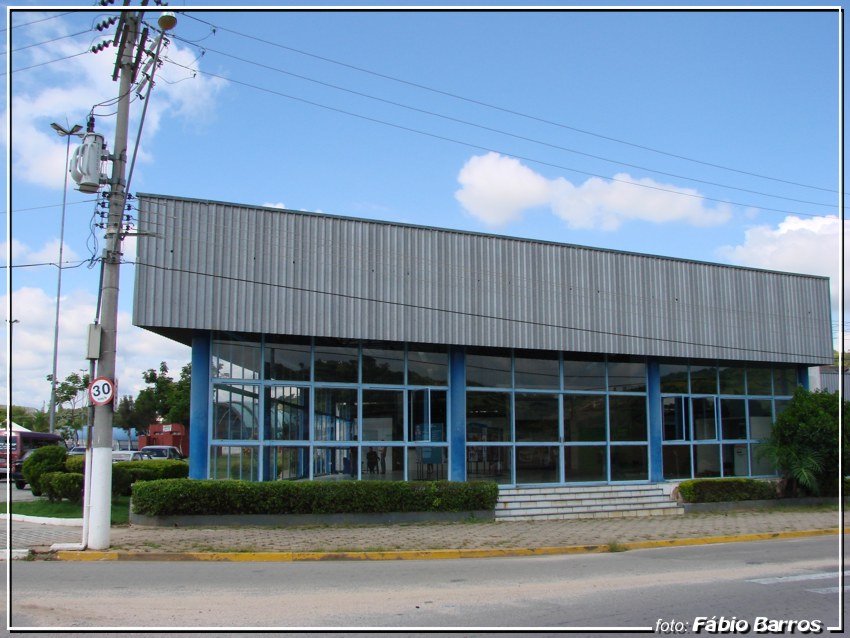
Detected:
left=133, top=194, right=833, bottom=364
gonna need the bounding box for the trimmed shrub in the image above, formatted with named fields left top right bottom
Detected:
left=22, top=446, right=68, bottom=497
left=132, top=479, right=500, bottom=517
left=65, top=455, right=85, bottom=474
left=115, top=459, right=188, bottom=481
left=678, top=478, right=777, bottom=503
left=41, top=472, right=84, bottom=503
left=112, top=465, right=132, bottom=497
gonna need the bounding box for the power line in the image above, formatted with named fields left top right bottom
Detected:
left=183, top=12, right=841, bottom=197
left=1, top=11, right=76, bottom=33
left=126, top=258, right=826, bottom=361
left=173, top=38, right=835, bottom=211
left=0, top=199, right=97, bottom=215
left=1, top=27, right=95, bottom=56
left=1, top=49, right=89, bottom=76
left=174, top=62, right=831, bottom=219
left=1, top=258, right=93, bottom=270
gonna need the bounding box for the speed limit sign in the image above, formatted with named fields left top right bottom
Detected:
left=88, top=377, right=115, bottom=406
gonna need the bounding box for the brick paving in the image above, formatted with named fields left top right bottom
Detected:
left=105, top=508, right=844, bottom=554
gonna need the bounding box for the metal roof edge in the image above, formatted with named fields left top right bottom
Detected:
left=136, top=192, right=832, bottom=283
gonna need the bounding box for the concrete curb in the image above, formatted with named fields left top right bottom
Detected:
left=0, top=513, right=83, bottom=526
left=54, top=527, right=848, bottom=562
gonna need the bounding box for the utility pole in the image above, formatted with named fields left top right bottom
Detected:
left=87, top=10, right=139, bottom=551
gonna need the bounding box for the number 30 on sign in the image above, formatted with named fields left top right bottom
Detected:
left=88, top=377, right=115, bottom=406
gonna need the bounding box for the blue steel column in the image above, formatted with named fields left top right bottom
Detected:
left=189, top=332, right=211, bottom=479
left=647, top=359, right=663, bottom=483
left=449, top=347, right=466, bottom=482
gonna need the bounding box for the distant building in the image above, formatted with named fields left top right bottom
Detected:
left=133, top=194, right=833, bottom=485
left=810, top=366, right=850, bottom=395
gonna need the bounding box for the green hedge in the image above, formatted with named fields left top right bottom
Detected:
left=65, top=455, right=85, bottom=473
left=22, top=446, right=68, bottom=497
left=132, top=479, right=500, bottom=517
left=678, top=478, right=777, bottom=503
left=53, top=458, right=190, bottom=498
left=41, top=472, right=84, bottom=504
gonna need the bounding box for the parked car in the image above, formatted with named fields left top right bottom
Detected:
left=67, top=446, right=87, bottom=456
left=139, top=445, right=184, bottom=460
left=111, top=450, right=154, bottom=463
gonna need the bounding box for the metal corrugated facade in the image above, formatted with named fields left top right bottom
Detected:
left=133, top=194, right=833, bottom=365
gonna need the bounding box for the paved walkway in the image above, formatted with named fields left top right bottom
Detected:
left=101, top=508, right=844, bottom=555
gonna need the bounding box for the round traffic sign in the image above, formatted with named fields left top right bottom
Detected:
left=88, top=377, right=115, bottom=406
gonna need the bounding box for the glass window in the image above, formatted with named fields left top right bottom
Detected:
left=466, top=446, right=512, bottom=483
left=608, top=360, right=646, bottom=392
left=660, top=364, right=689, bottom=393
left=210, top=446, right=258, bottom=481
left=212, top=338, right=261, bottom=380
left=313, top=388, right=357, bottom=442
left=564, top=445, right=607, bottom=482
left=408, top=447, right=447, bottom=481
left=722, top=443, right=749, bottom=477
left=361, top=446, right=403, bottom=480
left=515, top=446, right=560, bottom=484
left=407, top=345, right=448, bottom=386
left=720, top=399, right=747, bottom=440
left=663, top=397, right=690, bottom=441
left=361, top=344, right=404, bottom=385
left=749, top=399, right=774, bottom=440
left=264, top=337, right=310, bottom=381
left=313, top=446, right=357, bottom=479
left=564, top=394, right=606, bottom=442
left=750, top=443, right=776, bottom=476
left=774, top=398, right=791, bottom=420
left=408, top=389, right=447, bottom=442
left=213, top=384, right=260, bottom=441
left=265, top=386, right=309, bottom=441
left=610, top=446, right=647, bottom=481
left=563, top=358, right=606, bottom=391
left=692, top=397, right=717, bottom=440
left=265, top=446, right=309, bottom=480
left=718, top=366, right=746, bottom=395
left=514, top=394, right=559, bottom=442
left=609, top=396, right=647, bottom=442
left=466, top=392, right=511, bottom=442
left=514, top=351, right=559, bottom=389
left=748, top=367, right=772, bottom=395
left=361, top=390, right=404, bottom=442
left=773, top=367, right=797, bottom=396
left=314, top=341, right=359, bottom=383
left=466, top=349, right=512, bottom=387
left=694, top=444, right=721, bottom=477
left=662, top=445, right=692, bottom=480
left=690, top=365, right=717, bottom=394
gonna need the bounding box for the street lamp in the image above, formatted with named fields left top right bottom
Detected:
left=48, top=122, right=83, bottom=435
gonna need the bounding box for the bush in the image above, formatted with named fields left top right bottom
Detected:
left=678, top=478, right=777, bottom=503
left=41, top=472, right=84, bottom=503
left=759, top=388, right=848, bottom=496
left=22, top=446, right=68, bottom=497
left=65, top=455, right=85, bottom=473
left=132, top=479, right=500, bottom=517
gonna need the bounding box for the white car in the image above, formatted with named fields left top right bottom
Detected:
left=111, top=450, right=154, bottom=463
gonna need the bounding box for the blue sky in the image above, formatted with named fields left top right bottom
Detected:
left=4, top=3, right=846, bottom=409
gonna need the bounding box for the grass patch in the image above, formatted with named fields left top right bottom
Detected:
left=11, top=496, right=131, bottom=525
left=606, top=539, right=628, bottom=553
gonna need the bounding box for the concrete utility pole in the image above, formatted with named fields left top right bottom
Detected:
left=87, top=11, right=140, bottom=551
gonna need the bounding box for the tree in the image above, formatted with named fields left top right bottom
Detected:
left=758, top=388, right=849, bottom=496
left=134, top=362, right=191, bottom=428
left=113, top=395, right=155, bottom=436
left=46, top=370, right=90, bottom=444
left=0, top=405, right=49, bottom=432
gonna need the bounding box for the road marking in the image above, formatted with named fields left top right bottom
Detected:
left=805, top=585, right=850, bottom=595
left=748, top=570, right=849, bottom=585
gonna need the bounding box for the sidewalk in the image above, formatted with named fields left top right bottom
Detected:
left=31, top=506, right=842, bottom=560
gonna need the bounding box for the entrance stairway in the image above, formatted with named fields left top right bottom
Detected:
left=496, top=484, right=684, bottom=521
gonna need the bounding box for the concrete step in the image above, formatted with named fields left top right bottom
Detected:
left=497, top=495, right=677, bottom=509
left=496, top=507, right=685, bottom=521
left=499, top=491, right=666, bottom=504
left=499, top=484, right=662, bottom=496
left=495, top=500, right=681, bottom=516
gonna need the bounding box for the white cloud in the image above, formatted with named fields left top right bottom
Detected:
left=455, top=152, right=733, bottom=230
left=8, top=20, right=226, bottom=190
left=0, top=238, right=79, bottom=266
left=3, top=286, right=190, bottom=409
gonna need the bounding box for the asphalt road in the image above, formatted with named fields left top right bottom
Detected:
left=6, top=534, right=846, bottom=634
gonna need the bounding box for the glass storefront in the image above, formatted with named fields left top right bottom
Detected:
left=209, top=333, right=793, bottom=484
